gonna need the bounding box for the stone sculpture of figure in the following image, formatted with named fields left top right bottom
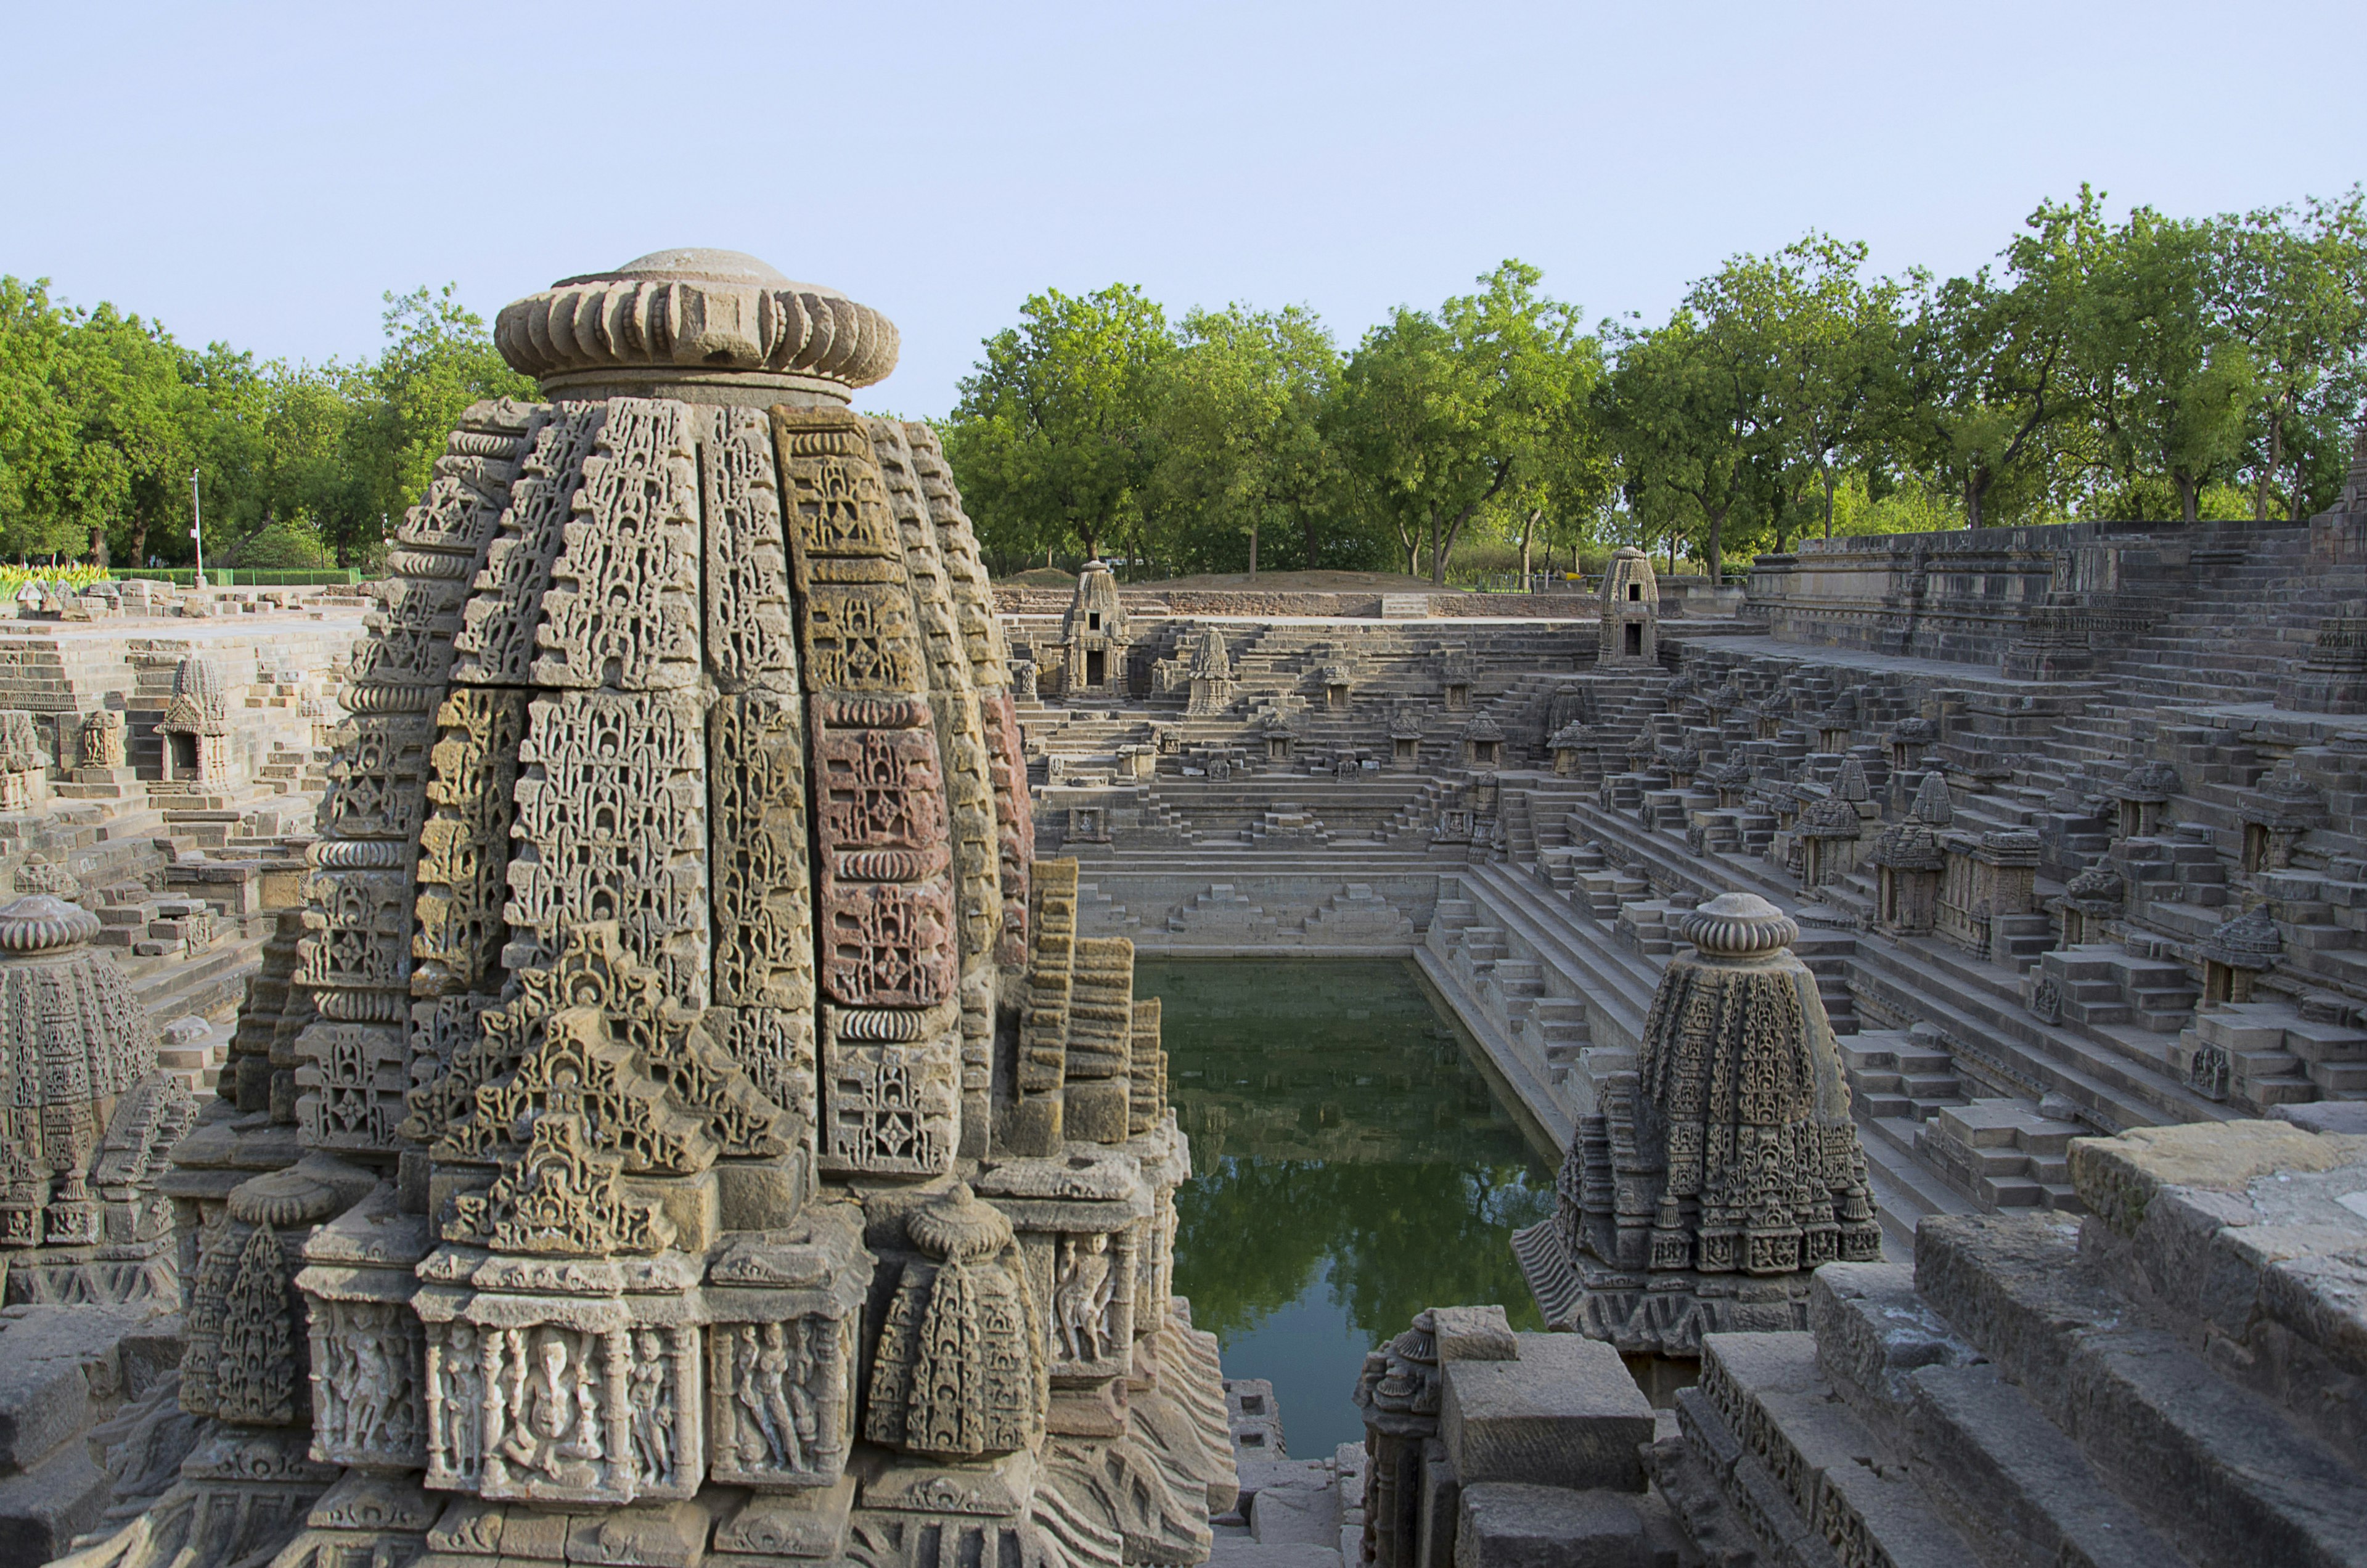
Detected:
left=501, top=1331, right=602, bottom=1488
left=759, top=1322, right=804, bottom=1471
left=443, top=1323, right=483, bottom=1477
left=782, top=1321, right=819, bottom=1458
left=730, top=1325, right=771, bottom=1466
left=628, top=1329, right=672, bottom=1485
left=80, top=708, right=126, bottom=770
left=345, top=1318, right=394, bottom=1455
left=1055, top=1234, right=1116, bottom=1362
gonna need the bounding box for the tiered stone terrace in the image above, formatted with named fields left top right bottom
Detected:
left=1017, top=459, right=2367, bottom=1244
left=0, top=591, right=367, bottom=1090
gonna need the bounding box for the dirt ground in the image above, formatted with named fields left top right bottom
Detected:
left=999, top=568, right=1471, bottom=593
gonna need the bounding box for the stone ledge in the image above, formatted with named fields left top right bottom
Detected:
left=1439, top=1333, right=1652, bottom=1493
left=2070, top=1119, right=2367, bottom=1237
left=1916, top=1212, right=2367, bottom=1568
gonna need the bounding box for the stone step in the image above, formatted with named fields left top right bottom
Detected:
left=1808, top=1265, right=2185, bottom=1568
left=1916, top=1215, right=2367, bottom=1568
left=1676, top=1333, right=1985, bottom=1566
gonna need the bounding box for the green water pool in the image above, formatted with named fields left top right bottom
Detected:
left=1137, top=957, right=1555, bottom=1458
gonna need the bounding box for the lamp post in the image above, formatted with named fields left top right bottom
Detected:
left=190, top=469, right=206, bottom=589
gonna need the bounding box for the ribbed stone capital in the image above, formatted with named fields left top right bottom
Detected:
left=496, top=248, right=899, bottom=404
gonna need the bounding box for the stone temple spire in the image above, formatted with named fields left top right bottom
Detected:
left=66, top=250, right=1230, bottom=1568
left=1514, top=892, right=1883, bottom=1354
left=0, top=894, right=191, bottom=1302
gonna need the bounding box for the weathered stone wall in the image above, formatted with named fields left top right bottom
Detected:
left=992, top=583, right=1742, bottom=620
left=1744, top=517, right=2247, bottom=667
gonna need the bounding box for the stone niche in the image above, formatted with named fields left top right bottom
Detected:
left=71, top=249, right=1233, bottom=1568
left=1597, top=547, right=1658, bottom=666
left=1060, top=560, right=1130, bottom=695
left=156, top=655, right=238, bottom=786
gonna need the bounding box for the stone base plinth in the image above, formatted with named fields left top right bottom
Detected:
left=1512, top=1221, right=1815, bottom=1357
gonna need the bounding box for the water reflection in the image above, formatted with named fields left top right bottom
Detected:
left=1140, top=958, right=1553, bottom=1457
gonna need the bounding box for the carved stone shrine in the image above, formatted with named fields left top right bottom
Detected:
left=62, top=249, right=1231, bottom=1568
left=0, top=894, right=192, bottom=1303
left=1513, top=892, right=1883, bottom=1355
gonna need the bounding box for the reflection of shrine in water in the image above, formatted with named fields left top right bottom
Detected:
left=1141, top=958, right=1553, bottom=1455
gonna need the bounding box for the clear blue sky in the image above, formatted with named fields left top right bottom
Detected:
left=4, top=1, right=2361, bottom=418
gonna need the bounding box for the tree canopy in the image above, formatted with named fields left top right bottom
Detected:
left=938, top=186, right=2367, bottom=581
left=10, top=185, right=2365, bottom=582
left=0, top=279, right=532, bottom=569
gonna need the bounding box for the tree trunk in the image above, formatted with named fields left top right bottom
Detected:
left=2256, top=410, right=2286, bottom=523
left=1705, top=508, right=1724, bottom=581
left=1822, top=465, right=1838, bottom=541
left=1518, top=507, right=1540, bottom=588
left=1964, top=474, right=1984, bottom=531
left=1428, top=509, right=1445, bottom=587
left=128, top=518, right=149, bottom=567
left=88, top=526, right=108, bottom=570
left=1246, top=524, right=1257, bottom=582
left=2178, top=476, right=2199, bottom=526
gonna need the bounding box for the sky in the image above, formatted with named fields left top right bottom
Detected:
left=4, top=1, right=2363, bottom=419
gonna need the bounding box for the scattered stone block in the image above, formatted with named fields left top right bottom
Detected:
left=1454, top=1483, right=1664, bottom=1568
left=1209, top=1541, right=1343, bottom=1568
left=1440, top=1333, right=1653, bottom=1493
left=1248, top=1458, right=1341, bottom=1546
left=1430, top=1304, right=1518, bottom=1362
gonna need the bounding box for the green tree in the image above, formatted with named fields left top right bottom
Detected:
left=1895, top=263, right=2077, bottom=529
left=2217, top=190, right=2367, bottom=521
left=56, top=301, right=195, bottom=568
left=1749, top=237, right=1907, bottom=544
left=942, top=285, right=1174, bottom=567
left=1600, top=307, right=1761, bottom=578
left=0, top=277, right=84, bottom=559
left=1332, top=261, right=1593, bottom=586
left=1145, top=304, right=1339, bottom=578
left=0, top=279, right=198, bottom=564
left=333, top=285, right=534, bottom=565
left=2067, top=200, right=2255, bottom=523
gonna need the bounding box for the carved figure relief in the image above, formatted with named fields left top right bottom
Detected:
left=709, top=1314, right=856, bottom=1488
left=491, top=1326, right=611, bottom=1493
left=80, top=708, right=126, bottom=769
left=310, top=1299, right=425, bottom=1467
